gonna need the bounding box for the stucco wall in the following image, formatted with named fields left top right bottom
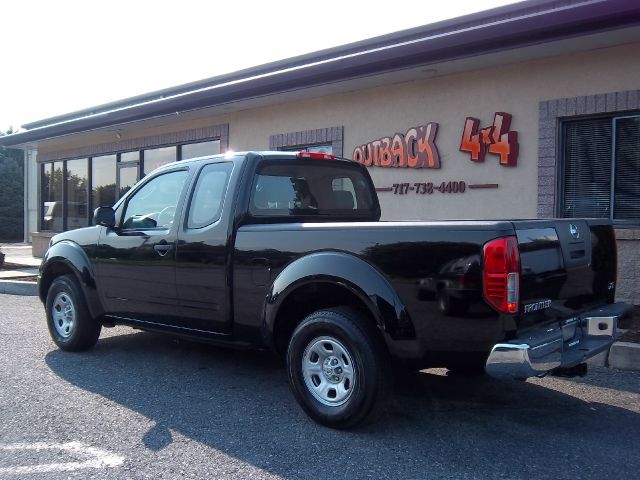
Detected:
left=37, top=41, right=640, bottom=223
left=33, top=41, right=640, bottom=303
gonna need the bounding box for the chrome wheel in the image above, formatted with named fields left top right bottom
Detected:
left=302, top=336, right=356, bottom=406
left=51, top=292, right=76, bottom=338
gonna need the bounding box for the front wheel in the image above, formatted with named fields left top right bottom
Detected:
left=46, top=274, right=101, bottom=351
left=286, top=307, right=390, bottom=429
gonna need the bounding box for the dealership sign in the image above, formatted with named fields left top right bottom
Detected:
left=460, top=112, right=518, bottom=166
left=353, top=112, right=518, bottom=169
left=352, top=123, right=440, bottom=169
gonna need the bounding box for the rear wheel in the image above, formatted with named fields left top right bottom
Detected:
left=46, top=274, right=101, bottom=351
left=286, top=307, right=390, bottom=429
left=436, top=291, right=469, bottom=316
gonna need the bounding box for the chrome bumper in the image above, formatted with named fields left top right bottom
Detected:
left=485, top=303, right=632, bottom=379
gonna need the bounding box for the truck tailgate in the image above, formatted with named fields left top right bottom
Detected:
left=513, top=219, right=617, bottom=329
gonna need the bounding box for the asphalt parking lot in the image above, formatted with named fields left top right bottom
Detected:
left=1, top=293, right=639, bottom=480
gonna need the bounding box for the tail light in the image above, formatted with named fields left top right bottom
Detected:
left=297, top=151, right=335, bottom=160
left=483, top=236, right=520, bottom=314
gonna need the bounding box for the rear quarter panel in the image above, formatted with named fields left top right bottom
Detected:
left=233, top=221, right=514, bottom=361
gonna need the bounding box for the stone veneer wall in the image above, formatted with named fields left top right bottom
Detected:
left=614, top=229, right=640, bottom=305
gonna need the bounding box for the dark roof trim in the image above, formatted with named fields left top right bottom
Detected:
left=3, top=0, right=640, bottom=147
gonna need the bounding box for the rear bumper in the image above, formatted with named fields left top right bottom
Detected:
left=485, top=302, right=633, bottom=379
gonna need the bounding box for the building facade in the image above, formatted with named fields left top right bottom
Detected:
left=2, top=0, right=639, bottom=304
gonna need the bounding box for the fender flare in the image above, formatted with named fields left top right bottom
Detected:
left=39, top=240, right=103, bottom=319
left=263, top=251, right=415, bottom=346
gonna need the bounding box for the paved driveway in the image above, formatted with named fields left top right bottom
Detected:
left=1, top=294, right=639, bottom=479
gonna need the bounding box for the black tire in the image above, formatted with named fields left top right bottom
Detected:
left=447, top=365, right=486, bottom=376
left=436, top=291, right=469, bottom=316
left=286, top=307, right=390, bottom=429
left=46, top=274, right=101, bottom=351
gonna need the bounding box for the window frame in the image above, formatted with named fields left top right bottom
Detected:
left=184, top=161, right=233, bottom=230
left=558, top=112, right=640, bottom=227
left=117, top=167, right=191, bottom=232
left=39, top=157, right=90, bottom=232
left=37, top=132, right=225, bottom=233
left=247, top=159, right=379, bottom=221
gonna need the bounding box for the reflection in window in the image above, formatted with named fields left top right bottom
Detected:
left=92, top=154, right=116, bottom=209
left=66, top=158, right=88, bottom=229
left=122, top=170, right=188, bottom=230
left=187, top=163, right=232, bottom=228
left=182, top=140, right=221, bottom=160
left=144, top=146, right=176, bottom=175
left=41, top=161, right=64, bottom=231
left=119, top=164, right=138, bottom=199
left=121, top=151, right=139, bottom=163
left=251, top=162, right=373, bottom=217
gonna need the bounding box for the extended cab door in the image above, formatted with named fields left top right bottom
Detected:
left=97, top=167, right=190, bottom=324
left=175, top=161, right=236, bottom=334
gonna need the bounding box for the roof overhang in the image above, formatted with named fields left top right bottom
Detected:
left=2, top=0, right=640, bottom=148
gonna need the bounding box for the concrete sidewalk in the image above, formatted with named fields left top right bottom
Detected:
left=0, top=243, right=39, bottom=296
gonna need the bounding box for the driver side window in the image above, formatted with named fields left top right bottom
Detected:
left=121, top=170, right=188, bottom=230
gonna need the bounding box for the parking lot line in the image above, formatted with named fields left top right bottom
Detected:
left=0, top=442, right=124, bottom=475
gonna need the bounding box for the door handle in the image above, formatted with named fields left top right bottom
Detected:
left=153, top=242, right=173, bottom=256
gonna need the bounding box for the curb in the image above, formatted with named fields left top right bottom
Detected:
left=608, top=342, right=640, bottom=371
left=586, top=341, right=640, bottom=372
left=0, top=280, right=38, bottom=296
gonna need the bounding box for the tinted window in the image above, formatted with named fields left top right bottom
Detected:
left=144, top=146, right=177, bottom=175
left=118, top=164, right=138, bottom=199
left=187, top=163, right=233, bottom=228
left=250, top=161, right=374, bottom=217
left=66, top=158, right=88, bottom=229
left=182, top=140, right=221, bottom=160
left=41, top=161, right=64, bottom=231
left=122, top=170, right=188, bottom=230
left=92, top=154, right=117, bottom=209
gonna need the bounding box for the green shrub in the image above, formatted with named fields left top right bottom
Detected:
left=0, top=145, right=24, bottom=242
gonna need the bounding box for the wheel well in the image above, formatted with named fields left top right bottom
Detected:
left=272, top=282, right=381, bottom=356
left=39, top=262, right=75, bottom=302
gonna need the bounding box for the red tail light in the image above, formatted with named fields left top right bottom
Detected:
left=483, top=236, right=520, bottom=314
left=297, top=151, right=335, bottom=160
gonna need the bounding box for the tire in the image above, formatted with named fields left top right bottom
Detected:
left=447, top=365, right=486, bottom=376
left=436, top=291, right=469, bottom=316
left=286, top=307, right=390, bottom=429
left=46, top=274, right=101, bottom=351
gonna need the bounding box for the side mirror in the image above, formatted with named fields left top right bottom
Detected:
left=94, top=206, right=116, bottom=228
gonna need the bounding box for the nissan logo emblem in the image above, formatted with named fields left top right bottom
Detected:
left=569, top=223, right=580, bottom=239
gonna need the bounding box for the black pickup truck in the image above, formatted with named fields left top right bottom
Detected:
left=39, top=151, right=632, bottom=428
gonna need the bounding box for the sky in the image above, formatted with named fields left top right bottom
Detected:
left=0, top=0, right=518, bottom=132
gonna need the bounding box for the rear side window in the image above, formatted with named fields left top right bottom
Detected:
left=250, top=161, right=375, bottom=217
left=187, top=162, right=233, bottom=228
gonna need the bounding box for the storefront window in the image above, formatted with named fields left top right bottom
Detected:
left=41, top=161, right=64, bottom=231
left=118, top=164, right=138, bottom=198
left=144, top=146, right=176, bottom=175
left=561, top=114, right=640, bottom=224
left=39, top=137, right=220, bottom=233
left=121, top=151, right=139, bottom=163
left=181, top=140, right=221, bottom=160
left=282, top=144, right=333, bottom=154
left=92, top=154, right=117, bottom=209
left=66, top=158, right=88, bottom=229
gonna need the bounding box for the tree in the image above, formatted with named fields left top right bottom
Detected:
left=0, top=129, right=25, bottom=242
